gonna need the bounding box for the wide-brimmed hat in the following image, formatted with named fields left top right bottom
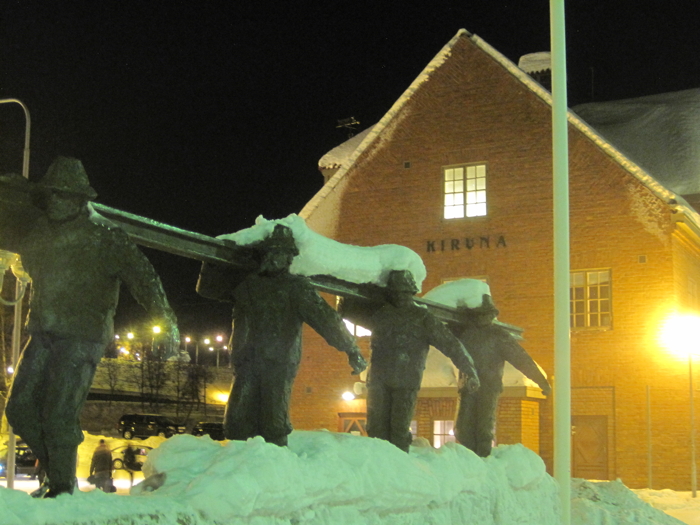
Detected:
left=463, top=293, right=500, bottom=318
left=36, top=157, right=97, bottom=200
left=386, top=270, right=419, bottom=294
left=259, top=224, right=299, bottom=256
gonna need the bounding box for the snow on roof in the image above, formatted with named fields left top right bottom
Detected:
left=218, top=213, right=427, bottom=291
left=573, top=88, right=700, bottom=195
left=302, top=30, right=700, bottom=233
left=518, top=52, right=551, bottom=73
left=301, top=29, right=471, bottom=221
left=318, top=126, right=374, bottom=169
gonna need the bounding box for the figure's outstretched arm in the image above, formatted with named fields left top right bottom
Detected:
left=114, top=229, right=180, bottom=350
left=500, top=330, right=551, bottom=395
left=427, top=313, right=480, bottom=392
left=299, top=281, right=367, bottom=375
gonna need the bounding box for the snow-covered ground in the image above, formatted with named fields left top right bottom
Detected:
left=0, top=430, right=694, bottom=525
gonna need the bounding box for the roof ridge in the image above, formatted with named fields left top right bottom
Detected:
left=300, top=30, right=700, bottom=232
left=300, top=29, right=470, bottom=220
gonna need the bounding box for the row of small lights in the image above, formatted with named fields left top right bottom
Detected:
left=113, top=328, right=229, bottom=358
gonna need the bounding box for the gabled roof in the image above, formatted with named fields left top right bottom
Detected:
left=573, top=89, right=700, bottom=196
left=301, top=29, right=700, bottom=233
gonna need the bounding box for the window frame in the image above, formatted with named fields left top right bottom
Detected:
left=570, top=268, right=612, bottom=330
left=432, top=419, right=456, bottom=448
left=442, top=162, right=488, bottom=220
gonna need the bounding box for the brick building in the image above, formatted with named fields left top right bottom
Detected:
left=286, top=29, right=700, bottom=490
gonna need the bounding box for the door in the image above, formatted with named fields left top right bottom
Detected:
left=572, top=415, right=609, bottom=480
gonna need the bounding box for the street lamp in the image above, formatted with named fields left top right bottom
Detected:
left=661, top=313, right=700, bottom=497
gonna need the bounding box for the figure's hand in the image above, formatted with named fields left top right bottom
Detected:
left=348, top=351, right=367, bottom=375
left=466, top=374, right=480, bottom=393
left=540, top=382, right=552, bottom=396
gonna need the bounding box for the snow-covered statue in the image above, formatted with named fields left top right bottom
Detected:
left=1, top=157, right=179, bottom=497
left=424, top=280, right=550, bottom=457
left=341, top=270, right=480, bottom=452
left=197, top=224, right=367, bottom=447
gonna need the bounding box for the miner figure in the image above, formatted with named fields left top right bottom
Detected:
left=2, top=157, right=179, bottom=497
left=197, top=224, right=367, bottom=447
left=342, top=270, right=480, bottom=452
left=453, top=294, right=550, bottom=457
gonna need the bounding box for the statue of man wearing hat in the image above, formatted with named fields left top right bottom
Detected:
left=341, top=270, right=480, bottom=452
left=1, top=157, right=179, bottom=497
left=452, top=292, right=550, bottom=457
left=197, top=224, right=367, bottom=447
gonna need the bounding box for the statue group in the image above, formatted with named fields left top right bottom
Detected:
left=0, top=157, right=549, bottom=498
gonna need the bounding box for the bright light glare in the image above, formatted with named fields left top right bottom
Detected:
left=127, top=332, right=134, bottom=340
left=119, top=347, right=129, bottom=355
left=660, top=314, right=700, bottom=358
left=341, top=391, right=355, bottom=401
left=209, top=347, right=214, bottom=351
left=204, top=338, right=211, bottom=345
left=214, top=392, right=230, bottom=403
left=7, top=366, right=14, bottom=374
left=152, top=326, right=161, bottom=334
left=216, top=335, right=223, bottom=342
left=185, top=336, right=191, bottom=343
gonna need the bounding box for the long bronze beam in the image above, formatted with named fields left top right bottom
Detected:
left=0, top=179, right=522, bottom=336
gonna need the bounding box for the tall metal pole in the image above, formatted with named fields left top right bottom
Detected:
left=690, top=355, right=697, bottom=497
left=0, top=98, right=30, bottom=491
left=550, top=2, right=571, bottom=523
left=647, top=385, right=653, bottom=489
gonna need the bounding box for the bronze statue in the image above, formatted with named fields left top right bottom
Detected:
left=197, top=224, right=367, bottom=447
left=1, top=157, right=179, bottom=497
left=341, top=270, right=480, bottom=452
left=453, top=294, right=550, bottom=457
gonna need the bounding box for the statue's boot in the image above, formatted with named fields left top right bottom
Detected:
left=30, top=478, right=50, bottom=498
left=43, top=447, right=77, bottom=497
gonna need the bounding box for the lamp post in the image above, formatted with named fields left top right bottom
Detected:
left=661, top=313, right=700, bottom=497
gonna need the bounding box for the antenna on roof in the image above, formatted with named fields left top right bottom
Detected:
left=336, top=117, right=360, bottom=138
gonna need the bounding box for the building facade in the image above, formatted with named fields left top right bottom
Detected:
left=287, top=29, right=700, bottom=490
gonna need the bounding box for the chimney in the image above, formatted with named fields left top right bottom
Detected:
left=518, top=52, right=551, bottom=91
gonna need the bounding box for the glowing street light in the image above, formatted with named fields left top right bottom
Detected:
left=127, top=332, right=134, bottom=340
left=341, top=391, right=355, bottom=401
left=660, top=313, right=700, bottom=497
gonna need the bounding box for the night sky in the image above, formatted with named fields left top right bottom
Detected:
left=2, top=1, right=699, bottom=338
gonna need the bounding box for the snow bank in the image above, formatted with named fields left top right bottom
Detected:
left=572, top=479, right=685, bottom=525
left=1, top=432, right=561, bottom=525
left=219, top=214, right=427, bottom=291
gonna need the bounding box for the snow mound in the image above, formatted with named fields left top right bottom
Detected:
left=423, top=279, right=491, bottom=309
left=218, top=214, right=427, bottom=291
left=572, top=479, right=685, bottom=525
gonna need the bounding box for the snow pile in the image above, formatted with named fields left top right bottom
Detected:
left=572, top=479, right=685, bottom=525
left=634, top=489, right=700, bottom=525
left=422, top=278, right=491, bottom=309
left=1, top=432, right=561, bottom=525
left=219, top=213, right=427, bottom=291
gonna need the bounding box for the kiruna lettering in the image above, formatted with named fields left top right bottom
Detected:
left=426, top=236, right=506, bottom=252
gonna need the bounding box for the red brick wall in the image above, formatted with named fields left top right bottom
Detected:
left=297, top=34, right=700, bottom=489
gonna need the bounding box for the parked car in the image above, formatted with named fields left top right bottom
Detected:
left=0, top=442, right=37, bottom=477
left=117, top=414, right=186, bottom=439
left=111, top=445, right=152, bottom=471
left=191, top=422, right=226, bottom=441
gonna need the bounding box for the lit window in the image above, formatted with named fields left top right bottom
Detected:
left=343, top=319, right=372, bottom=337
left=443, top=164, right=487, bottom=219
left=570, top=269, right=612, bottom=329
left=433, top=420, right=456, bottom=448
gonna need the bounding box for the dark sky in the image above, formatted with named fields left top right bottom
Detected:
left=2, top=1, right=700, bottom=337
